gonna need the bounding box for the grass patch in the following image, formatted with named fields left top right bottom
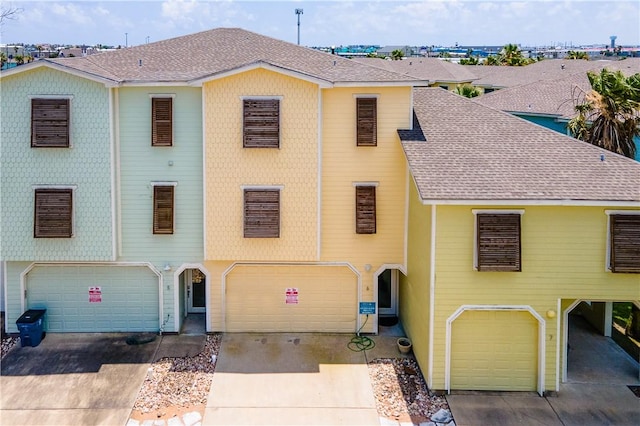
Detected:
left=612, top=302, right=632, bottom=328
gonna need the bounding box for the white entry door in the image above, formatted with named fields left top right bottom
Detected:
left=187, top=269, right=206, bottom=313
left=378, top=269, right=398, bottom=316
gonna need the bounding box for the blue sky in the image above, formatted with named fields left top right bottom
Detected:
left=1, top=1, right=639, bottom=47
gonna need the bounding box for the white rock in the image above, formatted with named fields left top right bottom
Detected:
left=183, top=411, right=202, bottom=426
left=167, top=417, right=183, bottom=426
left=125, top=420, right=140, bottom=426
left=379, top=417, right=398, bottom=426
left=431, top=408, right=453, bottom=424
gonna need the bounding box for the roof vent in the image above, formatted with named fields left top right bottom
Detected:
left=600, top=153, right=605, bottom=162
left=139, top=59, right=143, bottom=67
left=333, top=60, right=336, bottom=66
left=561, top=63, right=565, bottom=70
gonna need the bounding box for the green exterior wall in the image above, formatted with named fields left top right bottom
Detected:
left=0, top=67, right=113, bottom=261
left=117, top=87, right=203, bottom=264
left=117, top=87, right=204, bottom=331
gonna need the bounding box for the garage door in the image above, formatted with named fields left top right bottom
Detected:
left=451, top=310, right=538, bottom=391
left=26, top=265, right=159, bottom=332
left=226, top=265, right=357, bottom=332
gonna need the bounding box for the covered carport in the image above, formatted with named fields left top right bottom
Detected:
left=563, top=300, right=640, bottom=384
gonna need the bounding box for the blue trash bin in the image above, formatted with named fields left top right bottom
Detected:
left=16, top=309, right=46, bottom=347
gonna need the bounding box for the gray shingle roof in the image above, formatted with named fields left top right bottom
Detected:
left=46, top=28, right=424, bottom=85
left=353, top=57, right=477, bottom=84
left=400, top=88, right=640, bottom=203
left=476, top=59, right=640, bottom=119
left=467, top=58, right=640, bottom=89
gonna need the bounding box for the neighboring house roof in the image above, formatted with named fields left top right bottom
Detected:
left=467, top=58, right=640, bottom=89
left=1, top=28, right=424, bottom=87
left=476, top=59, right=640, bottom=119
left=400, top=87, right=640, bottom=204
left=477, top=72, right=588, bottom=119
left=353, top=57, right=477, bottom=84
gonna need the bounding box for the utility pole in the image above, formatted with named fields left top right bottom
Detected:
left=125, top=32, right=128, bottom=48
left=295, top=8, right=303, bottom=45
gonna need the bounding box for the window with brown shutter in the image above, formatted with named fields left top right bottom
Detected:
left=356, top=98, right=377, bottom=146
left=243, top=99, right=280, bottom=148
left=476, top=214, right=521, bottom=272
left=153, top=186, right=174, bottom=234
left=31, top=98, right=70, bottom=147
left=244, top=189, right=280, bottom=238
left=610, top=214, right=640, bottom=273
left=34, top=188, right=73, bottom=238
left=355, top=186, right=376, bottom=234
left=152, top=98, right=173, bottom=146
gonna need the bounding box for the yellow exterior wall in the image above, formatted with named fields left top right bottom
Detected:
left=202, top=70, right=414, bottom=333
left=399, top=179, right=432, bottom=381
left=429, top=205, right=640, bottom=391
left=203, top=68, right=319, bottom=261
left=224, top=264, right=358, bottom=332
left=451, top=310, right=538, bottom=391
left=321, top=86, right=411, bottom=317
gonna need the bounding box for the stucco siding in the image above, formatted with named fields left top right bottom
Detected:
left=0, top=67, right=113, bottom=261
left=203, top=69, right=318, bottom=261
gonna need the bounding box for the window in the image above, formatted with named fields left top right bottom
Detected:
left=31, top=98, right=70, bottom=147
left=151, top=97, right=173, bottom=146
left=355, top=185, right=376, bottom=234
left=474, top=211, right=522, bottom=272
left=153, top=186, right=174, bottom=234
left=243, top=99, right=280, bottom=148
left=244, top=188, right=280, bottom=238
left=34, top=188, right=73, bottom=238
left=356, top=98, right=377, bottom=146
left=608, top=214, right=640, bottom=273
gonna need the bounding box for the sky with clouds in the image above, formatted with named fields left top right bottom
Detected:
left=1, top=0, right=639, bottom=48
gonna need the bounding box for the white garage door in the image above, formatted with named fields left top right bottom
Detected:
left=226, top=265, right=358, bottom=332
left=451, top=310, right=538, bottom=391
left=26, top=265, right=159, bottom=332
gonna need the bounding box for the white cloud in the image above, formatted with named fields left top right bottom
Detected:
left=50, top=2, right=94, bottom=25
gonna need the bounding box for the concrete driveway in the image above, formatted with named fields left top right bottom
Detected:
left=203, top=333, right=400, bottom=425
left=0, top=333, right=159, bottom=426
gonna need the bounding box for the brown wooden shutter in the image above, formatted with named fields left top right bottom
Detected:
left=244, top=189, right=280, bottom=238
left=152, top=98, right=173, bottom=146
left=356, top=186, right=376, bottom=234
left=31, top=99, right=70, bottom=147
left=153, top=186, right=174, bottom=234
left=34, top=189, right=73, bottom=238
left=610, top=214, right=640, bottom=273
left=477, top=214, right=521, bottom=272
left=356, top=98, right=377, bottom=146
left=243, top=99, right=280, bottom=148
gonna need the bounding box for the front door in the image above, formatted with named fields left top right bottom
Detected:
left=187, top=269, right=206, bottom=313
left=378, top=269, right=398, bottom=316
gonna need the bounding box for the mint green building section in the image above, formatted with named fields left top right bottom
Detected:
left=4, top=262, right=160, bottom=333
left=26, top=264, right=159, bottom=332
left=117, top=87, right=204, bottom=331
left=118, top=87, right=203, bottom=263
left=0, top=67, right=113, bottom=261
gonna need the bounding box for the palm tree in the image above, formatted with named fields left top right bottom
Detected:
left=566, top=50, right=589, bottom=60
left=454, top=84, right=480, bottom=98
left=391, top=49, right=403, bottom=60
left=483, top=55, right=499, bottom=66
left=0, top=52, right=6, bottom=69
left=15, top=54, right=24, bottom=65
left=568, top=69, right=640, bottom=159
